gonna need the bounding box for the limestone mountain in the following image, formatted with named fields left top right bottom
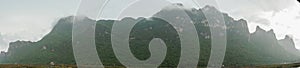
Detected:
left=3, top=5, right=300, bottom=67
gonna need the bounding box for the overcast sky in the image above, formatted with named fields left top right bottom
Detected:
left=0, top=0, right=300, bottom=51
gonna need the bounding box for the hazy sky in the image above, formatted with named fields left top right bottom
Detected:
left=0, top=0, right=80, bottom=51
left=0, top=0, right=300, bottom=51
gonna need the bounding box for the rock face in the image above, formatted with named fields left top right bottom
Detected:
left=3, top=4, right=300, bottom=67
left=279, top=36, right=299, bottom=56
left=8, top=41, right=33, bottom=49
left=0, top=51, right=7, bottom=63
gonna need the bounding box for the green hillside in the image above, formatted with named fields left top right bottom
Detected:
left=3, top=5, right=300, bottom=67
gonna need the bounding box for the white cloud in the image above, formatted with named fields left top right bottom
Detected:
left=217, top=0, right=296, bottom=23
left=0, top=0, right=80, bottom=51
left=216, top=0, right=300, bottom=49
left=0, top=33, right=8, bottom=51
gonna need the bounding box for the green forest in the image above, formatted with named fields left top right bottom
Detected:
left=1, top=5, right=300, bottom=67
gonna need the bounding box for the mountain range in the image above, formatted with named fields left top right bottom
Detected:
left=1, top=4, right=300, bottom=67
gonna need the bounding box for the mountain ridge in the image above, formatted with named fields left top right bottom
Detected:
left=3, top=5, right=300, bottom=67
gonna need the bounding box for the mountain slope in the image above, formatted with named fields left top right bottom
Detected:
left=4, top=5, right=300, bottom=67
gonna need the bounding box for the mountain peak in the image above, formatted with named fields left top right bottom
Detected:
left=284, top=35, right=293, bottom=40
left=268, top=29, right=274, bottom=32
left=255, top=26, right=265, bottom=32
left=202, top=5, right=219, bottom=12
left=172, top=3, right=184, bottom=6
left=60, top=16, right=92, bottom=22
left=238, top=19, right=247, bottom=23
left=267, top=29, right=275, bottom=34
left=120, top=17, right=136, bottom=21
left=203, top=5, right=216, bottom=9
left=279, top=35, right=296, bottom=52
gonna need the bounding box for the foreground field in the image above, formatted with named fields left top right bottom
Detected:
left=1, top=63, right=300, bottom=68
left=0, top=64, right=77, bottom=68
left=0, top=64, right=129, bottom=68
left=224, top=63, right=300, bottom=68
left=253, top=63, right=300, bottom=68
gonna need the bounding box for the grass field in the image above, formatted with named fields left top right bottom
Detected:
left=1, top=63, right=300, bottom=68
left=223, top=63, right=300, bottom=68
left=0, top=64, right=77, bottom=68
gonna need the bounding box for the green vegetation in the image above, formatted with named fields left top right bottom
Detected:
left=2, top=5, right=300, bottom=67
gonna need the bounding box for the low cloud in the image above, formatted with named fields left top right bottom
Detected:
left=218, top=0, right=297, bottom=27
left=247, top=15, right=271, bottom=26
left=250, top=0, right=295, bottom=12
left=0, top=33, right=8, bottom=51
left=219, top=0, right=295, bottom=12
left=295, top=11, right=300, bottom=19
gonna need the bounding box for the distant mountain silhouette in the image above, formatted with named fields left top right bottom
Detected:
left=3, top=4, right=300, bottom=67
